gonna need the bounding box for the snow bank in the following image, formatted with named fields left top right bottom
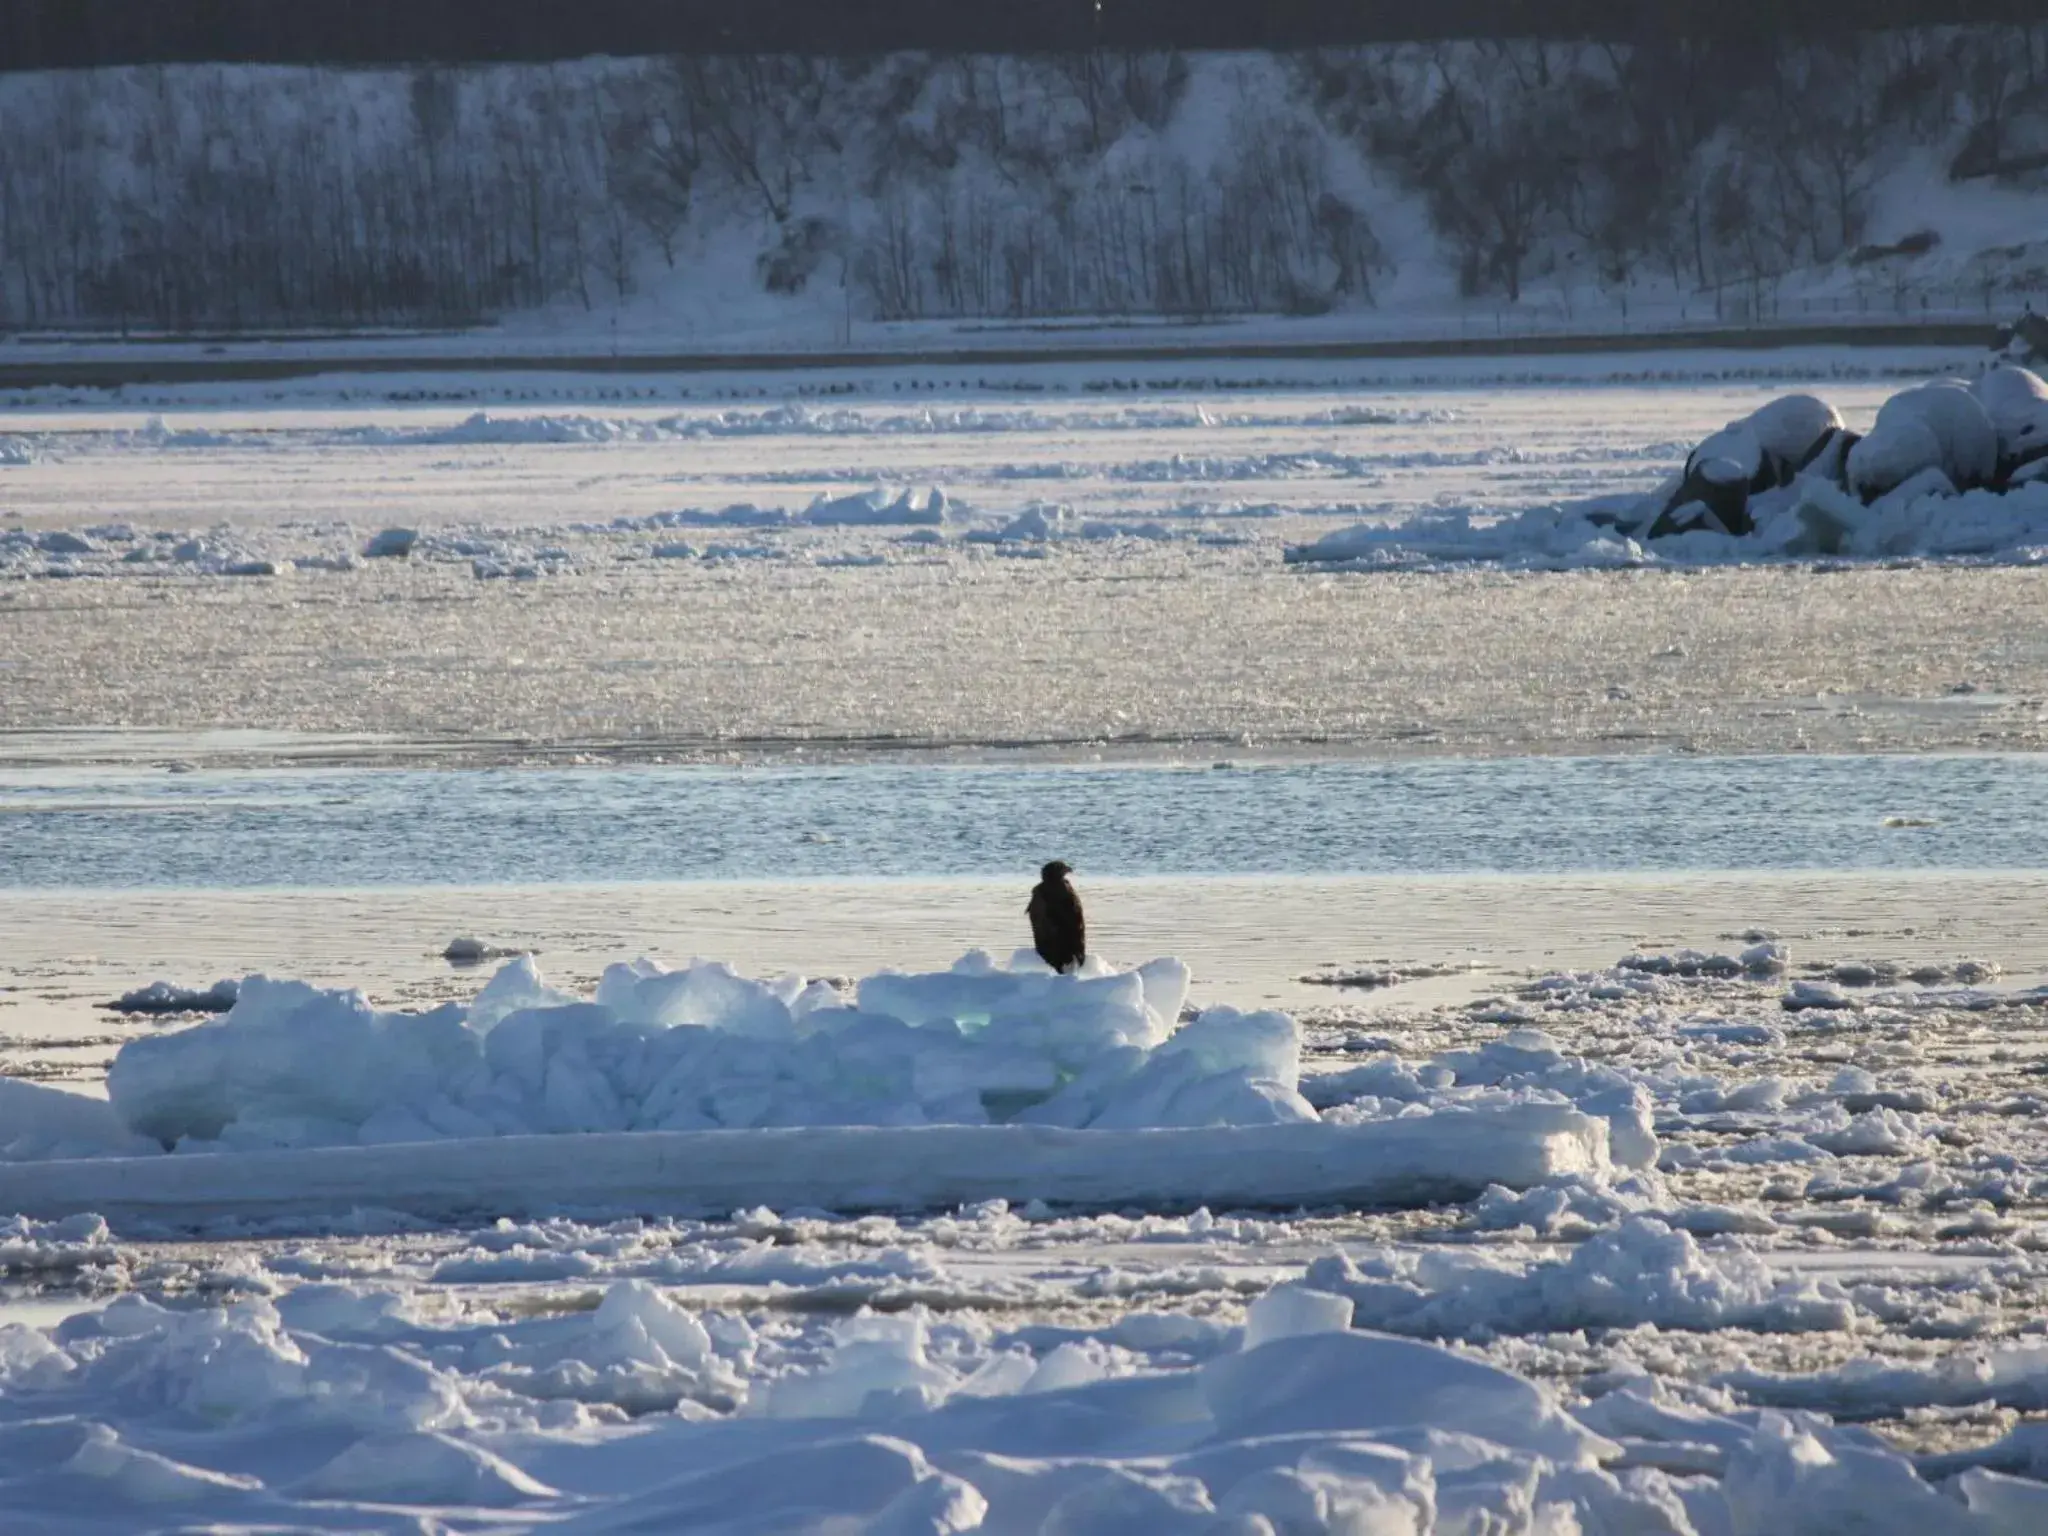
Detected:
left=1290, top=369, right=2048, bottom=569
left=112, top=402, right=1461, bottom=455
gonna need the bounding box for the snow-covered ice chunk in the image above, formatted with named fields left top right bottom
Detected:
left=102, top=978, right=239, bottom=1016
left=1723, top=1410, right=1978, bottom=1536
left=0, top=1106, right=1615, bottom=1226
left=802, top=486, right=948, bottom=527
left=1241, top=1284, right=1354, bottom=1350
left=555, top=1435, right=961, bottom=1533
left=0, top=1212, right=118, bottom=1274
left=1859, top=381, right=2000, bottom=495
left=61, top=1423, right=265, bottom=1502
left=1308, top=1216, right=1855, bottom=1337
left=760, top=1314, right=956, bottom=1418
left=106, top=975, right=478, bottom=1147
left=0, top=1079, right=158, bottom=1162
left=1976, top=363, right=2048, bottom=463
left=360, top=527, right=418, bottom=559
left=1960, top=1466, right=2048, bottom=1532
left=974, top=502, right=1074, bottom=543
left=1783, top=980, right=1856, bottom=1012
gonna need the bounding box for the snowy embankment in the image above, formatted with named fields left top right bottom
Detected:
left=0, top=951, right=1620, bottom=1221
left=1290, top=362, right=2048, bottom=569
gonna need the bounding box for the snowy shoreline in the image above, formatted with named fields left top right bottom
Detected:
left=0, top=321, right=1995, bottom=392
left=0, top=341, right=1989, bottom=415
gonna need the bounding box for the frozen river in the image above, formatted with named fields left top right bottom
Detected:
left=9, top=351, right=2048, bottom=1532
left=3, top=752, right=2046, bottom=889
left=8, top=345, right=2048, bottom=763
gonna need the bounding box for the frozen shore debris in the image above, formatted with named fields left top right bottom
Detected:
left=1291, top=365, right=2048, bottom=569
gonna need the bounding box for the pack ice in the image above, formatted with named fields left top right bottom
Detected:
left=7, top=944, right=2048, bottom=1530
left=0, top=1259, right=2036, bottom=1534
left=89, top=950, right=1334, bottom=1150
left=0, top=952, right=1630, bottom=1223
left=1291, top=365, right=2048, bottom=569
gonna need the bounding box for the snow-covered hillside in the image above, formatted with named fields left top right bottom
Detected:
left=1, top=34, right=2046, bottom=345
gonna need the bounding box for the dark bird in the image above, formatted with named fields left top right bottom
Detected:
left=1027, top=860, right=1087, bottom=975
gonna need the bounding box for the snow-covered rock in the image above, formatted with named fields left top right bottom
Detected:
left=1974, top=363, right=2048, bottom=466
left=1292, top=372, right=2048, bottom=570
left=1852, top=381, right=1999, bottom=497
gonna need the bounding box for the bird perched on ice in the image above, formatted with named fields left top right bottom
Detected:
left=1027, top=861, right=1087, bottom=974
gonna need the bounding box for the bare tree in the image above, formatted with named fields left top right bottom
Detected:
left=678, top=55, right=840, bottom=225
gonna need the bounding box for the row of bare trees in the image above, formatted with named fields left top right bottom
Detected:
left=1, top=34, right=2045, bottom=333
left=1311, top=27, right=2048, bottom=311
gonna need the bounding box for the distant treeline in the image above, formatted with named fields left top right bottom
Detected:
left=3, top=0, right=2044, bottom=70
left=5, top=35, right=2046, bottom=334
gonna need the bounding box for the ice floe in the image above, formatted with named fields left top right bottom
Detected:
left=1308, top=1216, right=1858, bottom=1338
left=94, top=950, right=1297, bottom=1149
left=100, top=979, right=240, bottom=1017
left=0, top=1213, right=118, bottom=1276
